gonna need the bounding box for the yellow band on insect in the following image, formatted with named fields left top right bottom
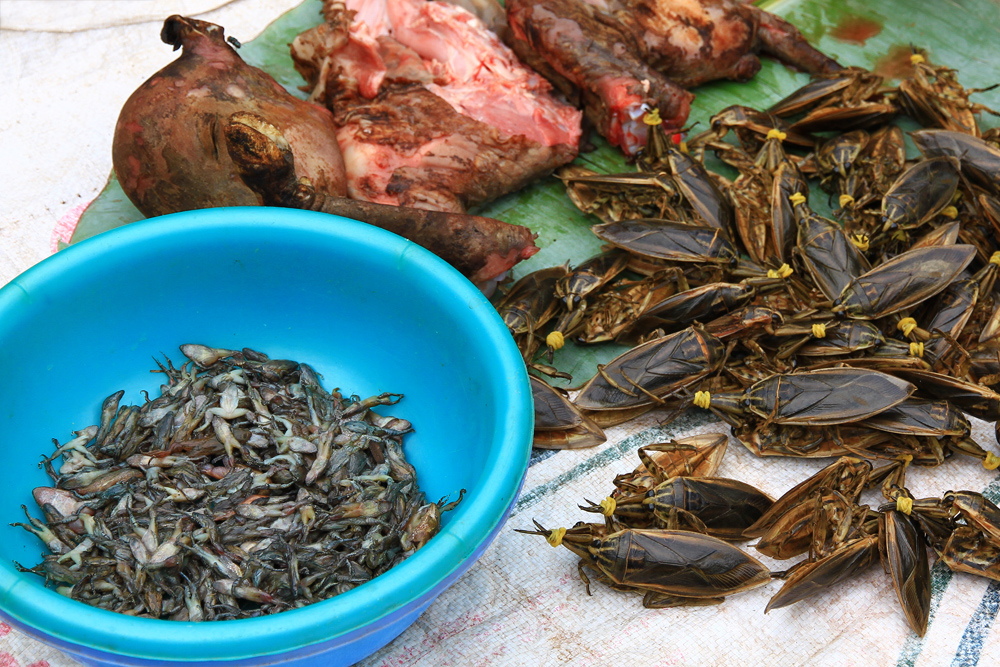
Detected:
left=899, top=454, right=913, bottom=466
left=839, top=194, right=855, bottom=208
left=812, top=322, right=827, bottom=338
left=990, top=251, right=1000, bottom=266
left=547, top=527, right=567, bottom=547
left=851, top=233, right=870, bottom=251
left=767, top=263, right=794, bottom=279
left=984, top=452, right=1000, bottom=471
left=898, top=317, right=918, bottom=337
left=600, top=497, right=617, bottom=516
left=679, top=141, right=689, bottom=154
left=643, top=108, right=663, bottom=126
left=910, top=53, right=925, bottom=65
left=547, top=331, right=565, bottom=350
left=910, top=341, right=924, bottom=357
left=941, top=206, right=958, bottom=219
left=896, top=496, right=914, bottom=515
left=766, top=129, right=787, bottom=141
left=694, top=391, right=712, bottom=409
left=789, top=192, right=807, bottom=206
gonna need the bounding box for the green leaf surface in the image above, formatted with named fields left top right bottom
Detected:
left=73, top=0, right=1000, bottom=385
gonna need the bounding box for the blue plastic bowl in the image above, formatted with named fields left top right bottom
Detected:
left=0, top=207, right=532, bottom=667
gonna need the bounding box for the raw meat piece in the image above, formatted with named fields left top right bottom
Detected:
left=224, top=111, right=539, bottom=289
left=506, top=0, right=841, bottom=155
left=291, top=0, right=582, bottom=213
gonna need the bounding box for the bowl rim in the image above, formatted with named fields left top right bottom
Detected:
left=0, top=207, right=533, bottom=660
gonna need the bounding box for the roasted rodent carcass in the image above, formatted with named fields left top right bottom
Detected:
left=291, top=0, right=583, bottom=213
left=113, top=15, right=349, bottom=218
left=506, top=0, right=842, bottom=155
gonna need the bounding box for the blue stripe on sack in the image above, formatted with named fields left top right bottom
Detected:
left=950, top=581, right=1000, bottom=667
left=529, top=448, right=558, bottom=467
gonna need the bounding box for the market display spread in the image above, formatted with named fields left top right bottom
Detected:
left=57, top=0, right=1000, bottom=641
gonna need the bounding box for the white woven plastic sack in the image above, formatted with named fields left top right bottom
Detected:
left=352, top=412, right=1000, bottom=667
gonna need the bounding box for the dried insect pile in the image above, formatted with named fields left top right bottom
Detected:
left=521, top=435, right=1000, bottom=636
left=495, top=50, right=1000, bottom=463
left=15, top=344, right=458, bottom=620
left=508, top=51, right=1000, bottom=635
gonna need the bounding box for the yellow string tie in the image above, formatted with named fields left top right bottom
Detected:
left=896, top=496, right=914, bottom=515
left=941, top=206, right=958, bottom=219
left=643, top=108, right=663, bottom=126
left=547, top=331, right=565, bottom=350
left=694, top=391, right=712, bottom=409
left=766, top=129, right=787, bottom=141
left=767, top=263, right=794, bottom=279
left=898, top=317, right=918, bottom=337
left=910, top=53, right=926, bottom=65
left=910, top=341, right=924, bottom=357
left=839, top=194, right=855, bottom=208
left=789, top=192, right=807, bottom=206
left=599, top=497, right=617, bottom=516
left=851, top=233, right=870, bottom=252
left=984, top=452, right=1000, bottom=471
left=990, top=251, right=1000, bottom=266
left=546, top=527, right=567, bottom=548
left=812, top=322, right=827, bottom=338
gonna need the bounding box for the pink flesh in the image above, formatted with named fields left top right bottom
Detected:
left=479, top=245, right=541, bottom=286
left=597, top=76, right=649, bottom=156
left=343, top=0, right=581, bottom=148
left=340, top=39, right=388, bottom=98
left=337, top=128, right=484, bottom=209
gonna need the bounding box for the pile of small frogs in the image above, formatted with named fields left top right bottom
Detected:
left=15, top=344, right=459, bottom=620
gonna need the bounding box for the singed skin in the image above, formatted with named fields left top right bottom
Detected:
left=625, top=0, right=763, bottom=87
left=506, top=0, right=694, bottom=155
left=506, top=0, right=841, bottom=153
